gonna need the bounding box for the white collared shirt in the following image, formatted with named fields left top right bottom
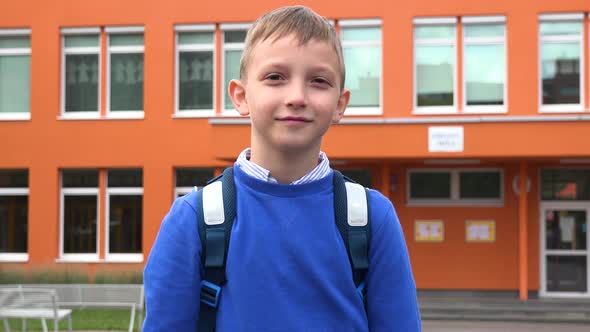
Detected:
left=234, top=148, right=331, bottom=185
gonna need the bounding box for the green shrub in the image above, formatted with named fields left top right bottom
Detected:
left=0, top=269, right=27, bottom=284
left=28, top=269, right=89, bottom=284
left=94, top=270, right=143, bottom=284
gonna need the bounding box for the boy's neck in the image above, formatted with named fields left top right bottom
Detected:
left=249, top=145, right=322, bottom=184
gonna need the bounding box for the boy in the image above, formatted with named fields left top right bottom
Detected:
left=143, top=5, right=421, bottom=331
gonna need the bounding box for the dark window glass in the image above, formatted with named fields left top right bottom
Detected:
left=545, top=210, right=587, bottom=250
left=65, top=54, right=99, bottom=112
left=338, top=169, right=372, bottom=188
left=542, top=169, right=590, bottom=201
left=62, top=170, right=98, bottom=188
left=178, top=52, right=213, bottom=110
left=108, top=169, right=142, bottom=187
left=109, top=195, right=142, bottom=253
left=0, top=196, right=27, bottom=253
left=541, top=43, right=580, bottom=105
left=0, top=170, right=28, bottom=187
left=224, top=31, right=247, bottom=43
left=460, top=172, right=501, bottom=199
left=410, top=172, right=451, bottom=199
left=546, top=255, right=587, bottom=292
left=63, top=195, right=97, bottom=254
left=176, top=168, right=214, bottom=187
left=110, top=53, right=144, bottom=111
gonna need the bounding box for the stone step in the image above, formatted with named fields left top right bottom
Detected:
left=418, top=291, right=590, bottom=323
left=421, top=311, right=590, bottom=324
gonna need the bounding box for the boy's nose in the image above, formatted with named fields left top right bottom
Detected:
left=284, top=83, right=307, bottom=109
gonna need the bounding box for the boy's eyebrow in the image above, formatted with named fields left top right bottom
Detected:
left=257, top=61, right=338, bottom=77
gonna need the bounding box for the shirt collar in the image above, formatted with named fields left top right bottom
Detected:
left=234, top=148, right=331, bottom=185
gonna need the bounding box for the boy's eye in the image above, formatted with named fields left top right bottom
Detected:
left=311, top=77, right=332, bottom=87
left=264, top=73, right=284, bottom=81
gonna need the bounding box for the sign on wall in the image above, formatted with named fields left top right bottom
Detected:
left=428, top=126, right=464, bottom=152
left=415, top=220, right=444, bottom=242
left=465, top=220, right=495, bottom=242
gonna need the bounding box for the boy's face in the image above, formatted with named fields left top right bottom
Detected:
left=229, top=34, right=350, bottom=154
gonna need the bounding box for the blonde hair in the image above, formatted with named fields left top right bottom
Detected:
left=240, top=5, right=346, bottom=89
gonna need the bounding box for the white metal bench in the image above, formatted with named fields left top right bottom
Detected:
left=0, top=285, right=144, bottom=332
left=0, top=288, right=72, bottom=332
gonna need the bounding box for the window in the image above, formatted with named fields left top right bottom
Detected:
left=106, top=27, right=144, bottom=117
left=413, top=16, right=507, bottom=114
left=61, top=28, right=101, bottom=117
left=463, top=17, right=506, bottom=112
left=175, top=25, right=215, bottom=117
left=338, top=169, right=373, bottom=188
left=61, top=26, right=144, bottom=120
left=414, top=18, right=457, bottom=113
left=0, top=170, right=28, bottom=262
left=539, top=14, right=584, bottom=112
left=542, top=169, right=590, bottom=201
left=222, top=24, right=248, bottom=115
left=408, top=169, right=503, bottom=205
left=60, top=169, right=99, bottom=260
left=106, top=169, right=142, bottom=261
left=0, top=30, right=31, bottom=120
left=340, top=19, right=382, bottom=115
left=175, top=168, right=215, bottom=197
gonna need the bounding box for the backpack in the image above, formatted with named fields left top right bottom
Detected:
left=194, top=167, right=371, bottom=331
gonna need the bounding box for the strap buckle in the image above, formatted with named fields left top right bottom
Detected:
left=200, top=280, right=222, bottom=308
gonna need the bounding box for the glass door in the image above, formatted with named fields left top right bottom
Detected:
left=541, top=202, right=589, bottom=297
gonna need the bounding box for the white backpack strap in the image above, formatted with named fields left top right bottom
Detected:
left=202, top=181, right=225, bottom=226
left=345, top=182, right=368, bottom=227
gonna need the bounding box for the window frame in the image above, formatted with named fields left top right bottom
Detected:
left=538, top=13, right=585, bottom=113
left=339, top=19, right=383, bottom=116
left=461, top=16, right=507, bottom=114
left=0, top=29, right=31, bottom=121
left=59, top=183, right=100, bottom=262
left=0, top=184, right=29, bottom=262
left=174, top=24, right=216, bottom=118
left=105, top=26, right=145, bottom=119
left=407, top=168, right=504, bottom=206
left=105, top=180, right=143, bottom=263
left=413, top=17, right=458, bottom=114
left=174, top=167, right=214, bottom=198
left=221, top=23, right=250, bottom=116
left=60, top=27, right=101, bottom=119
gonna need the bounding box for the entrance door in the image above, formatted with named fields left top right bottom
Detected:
left=540, top=202, right=589, bottom=297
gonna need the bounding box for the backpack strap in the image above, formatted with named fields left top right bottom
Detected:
left=196, top=167, right=236, bottom=332
left=332, top=170, right=371, bottom=306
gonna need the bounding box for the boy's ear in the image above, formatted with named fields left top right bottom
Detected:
left=332, top=89, right=350, bottom=123
left=228, top=79, right=249, bottom=116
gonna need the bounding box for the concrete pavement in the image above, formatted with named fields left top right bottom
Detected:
left=423, top=320, right=590, bottom=332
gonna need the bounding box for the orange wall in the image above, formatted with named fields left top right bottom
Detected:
left=392, top=163, right=541, bottom=290
left=1, top=0, right=589, bottom=288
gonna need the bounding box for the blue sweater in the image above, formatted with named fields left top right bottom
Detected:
left=143, top=166, right=421, bottom=331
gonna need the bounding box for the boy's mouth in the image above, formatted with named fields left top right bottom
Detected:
left=278, top=116, right=312, bottom=123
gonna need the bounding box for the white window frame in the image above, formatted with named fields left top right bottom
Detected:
left=0, top=187, right=29, bottom=262
left=105, top=185, right=144, bottom=263
left=174, top=24, right=216, bottom=118
left=221, top=23, right=250, bottom=116
left=0, top=29, right=31, bottom=121
left=407, top=168, right=504, bottom=206
left=413, top=17, right=458, bottom=115
left=339, top=19, right=383, bottom=116
left=538, top=13, right=585, bottom=113
left=60, top=27, right=102, bottom=119
left=59, top=186, right=100, bottom=262
left=462, top=16, right=507, bottom=114
left=105, top=26, right=144, bottom=119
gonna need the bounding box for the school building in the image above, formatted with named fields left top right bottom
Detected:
left=1, top=0, right=590, bottom=300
